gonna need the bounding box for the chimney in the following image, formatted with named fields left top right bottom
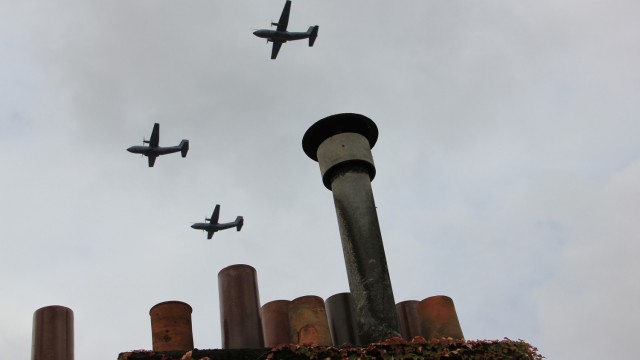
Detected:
left=218, top=264, right=264, bottom=348
left=325, top=292, right=360, bottom=345
left=289, top=296, right=331, bottom=346
left=149, top=301, right=194, bottom=351
left=418, top=296, right=464, bottom=340
left=261, top=300, right=291, bottom=347
left=396, top=300, right=421, bottom=340
left=302, top=113, right=400, bottom=343
left=31, top=305, right=74, bottom=360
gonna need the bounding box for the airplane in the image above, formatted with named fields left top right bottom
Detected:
left=253, top=0, right=319, bottom=59
left=126, top=123, right=189, bottom=167
left=191, top=204, right=244, bottom=239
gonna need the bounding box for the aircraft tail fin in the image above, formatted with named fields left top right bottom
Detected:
left=180, top=139, right=189, bottom=157
left=235, top=216, right=244, bottom=231
left=308, top=26, right=319, bottom=47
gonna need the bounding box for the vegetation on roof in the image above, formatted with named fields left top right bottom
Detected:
left=118, top=337, right=543, bottom=360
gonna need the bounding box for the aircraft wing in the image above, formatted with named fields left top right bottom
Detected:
left=276, top=0, right=291, bottom=32
left=149, top=123, right=160, bottom=147
left=148, top=155, right=157, bottom=167
left=207, top=231, right=214, bottom=240
left=210, top=204, right=220, bottom=224
left=271, top=42, right=283, bottom=59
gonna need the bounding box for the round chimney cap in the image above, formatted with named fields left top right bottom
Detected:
left=302, top=113, right=378, bottom=161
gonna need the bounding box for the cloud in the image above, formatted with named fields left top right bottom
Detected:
left=1, top=1, right=639, bottom=359
left=536, top=161, right=640, bottom=358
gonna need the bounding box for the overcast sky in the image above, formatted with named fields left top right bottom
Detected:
left=1, top=0, right=639, bottom=358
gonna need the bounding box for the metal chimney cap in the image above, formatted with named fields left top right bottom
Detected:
left=303, top=113, right=378, bottom=161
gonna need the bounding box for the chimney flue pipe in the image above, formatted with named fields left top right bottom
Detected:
left=149, top=301, right=194, bottom=352
left=289, top=296, right=332, bottom=346
left=418, top=295, right=464, bottom=340
left=396, top=300, right=421, bottom=340
left=31, top=305, right=74, bottom=360
left=325, top=292, right=360, bottom=345
left=261, top=300, right=291, bottom=347
left=218, top=264, right=264, bottom=349
left=303, top=113, right=400, bottom=343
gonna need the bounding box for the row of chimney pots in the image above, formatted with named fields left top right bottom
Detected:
left=31, top=264, right=463, bottom=359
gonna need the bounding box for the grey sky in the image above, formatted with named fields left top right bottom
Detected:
left=1, top=0, right=639, bottom=358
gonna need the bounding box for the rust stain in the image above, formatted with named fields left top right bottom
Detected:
left=298, top=325, right=320, bottom=345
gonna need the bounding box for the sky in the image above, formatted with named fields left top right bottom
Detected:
left=1, top=0, right=639, bottom=358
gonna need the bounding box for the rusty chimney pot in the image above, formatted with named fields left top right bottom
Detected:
left=396, top=300, right=421, bottom=340
left=149, top=301, right=194, bottom=352
left=418, top=296, right=464, bottom=340
left=31, top=305, right=74, bottom=360
left=261, top=300, right=291, bottom=347
left=303, top=113, right=400, bottom=343
left=289, top=296, right=332, bottom=346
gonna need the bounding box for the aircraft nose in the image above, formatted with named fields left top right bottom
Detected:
left=126, top=146, right=135, bottom=153
left=190, top=224, right=197, bottom=229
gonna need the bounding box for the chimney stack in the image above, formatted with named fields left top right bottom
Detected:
left=303, top=113, right=400, bottom=343
left=325, top=292, right=360, bottom=345
left=218, top=264, right=264, bottom=349
left=261, top=300, right=291, bottom=347
left=31, top=305, right=74, bottom=360
left=149, top=301, right=194, bottom=352
left=418, top=296, right=464, bottom=340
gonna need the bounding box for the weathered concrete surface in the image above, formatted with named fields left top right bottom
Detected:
left=149, top=301, right=194, bottom=352
left=32, top=305, right=74, bottom=360
left=302, top=113, right=400, bottom=344
left=218, top=264, right=264, bottom=349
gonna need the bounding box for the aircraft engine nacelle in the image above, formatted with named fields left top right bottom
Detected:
left=271, top=22, right=279, bottom=27
left=205, top=218, right=211, bottom=222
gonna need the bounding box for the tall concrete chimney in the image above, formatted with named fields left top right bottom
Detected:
left=302, top=113, right=400, bottom=343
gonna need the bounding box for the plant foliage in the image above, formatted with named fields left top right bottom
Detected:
left=118, top=337, right=543, bottom=360
left=266, top=337, right=543, bottom=360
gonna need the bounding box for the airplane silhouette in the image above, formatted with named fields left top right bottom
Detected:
left=191, top=204, right=244, bottom=239
left=253, top=0, right=319, bottom=59
left=127, top=123, right=189, bottom=167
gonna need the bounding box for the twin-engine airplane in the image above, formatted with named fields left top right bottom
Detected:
left=127, top=123, right=189, bottom=167
left=191, top=204, right=244, bottom=239
left=253, top=0, right=319, bottom=59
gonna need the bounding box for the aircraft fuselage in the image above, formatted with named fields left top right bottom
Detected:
left=253, top=29, right=311, bottom=42
left=190, top=222, right=237, bottom=232
left=127, top=145, right=183, bottom=157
